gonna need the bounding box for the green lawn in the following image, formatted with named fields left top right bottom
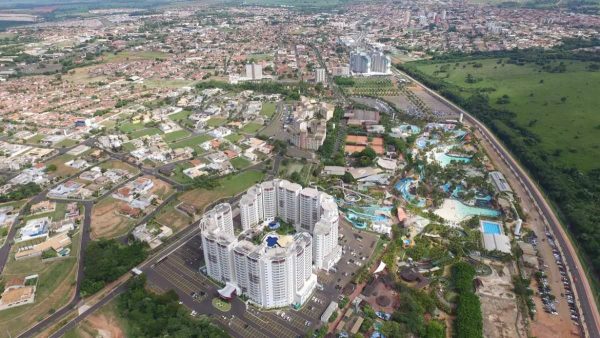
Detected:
left=206, top=118, right=227, bottom=127
left=168, top=110, right=193, bottom=122
left=225, top=133, right=243, bottom=143
left=25, top=202, right=67, bottom=222
left=162, top=129, right=191, bottom=143
left=219, top=170, right=265, bottom=193
left=55, top=139, right=79, bottom=148
left=129, top=127, right=162, bottom=139
left=170, top=134, right=213, bottom=150
left=260, top=102, right=277, bottom=118
left=122, top=142, right=136, bottom=152
left=240, top=123, right=263, bottom=134
left=231, top=157, right=252, bottom=170
left=170, top=162, right=194, bottom=184
left=411, top=59, right=600, bottom=171
left=118, top=122, right=145, bottom=133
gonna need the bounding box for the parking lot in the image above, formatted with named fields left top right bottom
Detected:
left=531, top=228, right=581, bottom=325
left=143, top=221, right=382, bottom=337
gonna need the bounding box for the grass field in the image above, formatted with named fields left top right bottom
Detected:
left=411, top=58, right=600, bottom=171
left=168, top=110, right=193, bottom=122
left=118, top=122, right=145, bottom=133
left=261, top=102, right=277, bottom=117
left=179, top=170, right=265, bottom=212
left=25, top=202, right=67, bottom=222
left=231, top=156, right=252, bottom=170
left=206, top=117, right=227, bottom=127
left=225, top=133, right=243, bottom=143
left=162, top=129, right=191, bottom=143
left=170, top=134, right=213, bottom=150
left=240, top=122, right=263, bottom=134
left=0, top=231, right=80, bottom=337
left=129, top=127, right=162, bottom=139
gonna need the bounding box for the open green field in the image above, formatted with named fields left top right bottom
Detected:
left=118, top=122, right=145, bottom=133
left=225, top=133, right=243, bottom=143
left=411, top=58, right=600, bottom=171
left=206, top=117, right=227, bottom=127
left=261, top=102, right=277, bottom=118
left=168, top=110, right=193, bottom=122
left=129, top=127, right=162, bottom=139
left=240, top=122, right=263, bottom=134
left=179, top=170, right=265, bottom=211
left=231, top=156, right=252, bottom=170
left=162, top=129, right=191, bottom=143
left=170, top=134, right=213, bottom=150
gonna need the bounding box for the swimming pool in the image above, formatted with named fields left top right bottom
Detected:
left=481, top=220, right=502, bottom=235
left=395, top=178, right=426, bottom=207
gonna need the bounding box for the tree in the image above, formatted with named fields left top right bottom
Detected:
left=45, top=164, right=57, bottom=172
left=425, top=320, right=445, bottom=338
left=381, top=321, right=407, bottom=338
left=342, top=172, right=355, bottom=184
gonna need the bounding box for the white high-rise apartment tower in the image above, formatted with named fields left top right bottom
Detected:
left=245, top=63, right=263, bottom=80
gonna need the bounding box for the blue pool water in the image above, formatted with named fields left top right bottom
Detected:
left=345, top=205, right=393, bottom=229
left=482, top=221, right=502, bottom=235
left=453, top=200, right=501, bottom=219
left=395, top=178, right=426, bottom=207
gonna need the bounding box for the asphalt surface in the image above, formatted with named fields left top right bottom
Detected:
left=392, top=67, right=600, bottom=338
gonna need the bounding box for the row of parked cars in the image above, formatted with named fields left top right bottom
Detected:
left=537, top=228, right=580, bottom=325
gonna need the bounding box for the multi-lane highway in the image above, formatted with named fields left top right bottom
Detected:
left=392, top=67, right=600, bottom=338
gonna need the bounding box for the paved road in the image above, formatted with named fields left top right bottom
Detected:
left=393, top=67, right=600, bottom=338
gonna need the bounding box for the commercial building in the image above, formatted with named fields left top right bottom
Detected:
left=289, top=119, right=327, bottom=151
left=200, top=180, right=341, bottom=308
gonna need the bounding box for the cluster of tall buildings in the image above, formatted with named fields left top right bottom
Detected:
left=289, top=119, right=327, bottom=151
left=349, top=50, right=391, bottom=75
left=200, top=180, right=342, bottom=309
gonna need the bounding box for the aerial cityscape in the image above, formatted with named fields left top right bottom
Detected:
left=0, top=0, right=599, bottom=338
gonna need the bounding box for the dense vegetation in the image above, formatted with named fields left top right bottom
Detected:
left=451, top=262, right=483, bottom=338
left=398, top=42, right=600, bottom=292
left=195, top=80, right=308, bottom=100
left=318, top=106, right=345, bottom=164
left=118, top=276, right=228, bottom=337
left=380, top=283, right=445, bottom=338
left=0, top=182, right=41, bottom=203
left=81, top=240, right=147, bottom=296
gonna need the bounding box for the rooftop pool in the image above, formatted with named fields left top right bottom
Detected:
left=481, top=220, right=502, bottom=235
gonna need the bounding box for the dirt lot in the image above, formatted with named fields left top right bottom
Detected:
left=90, top=198, right=136, bottom=239
left=477, top=264, right=526, bottom=338
left=155, top=206, right=192, bottom=231
left=147, top=176, right=174, bottom=200
left=77, top=312, right=124, bottom=338
left=69, top=300, right=126, bottom=338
